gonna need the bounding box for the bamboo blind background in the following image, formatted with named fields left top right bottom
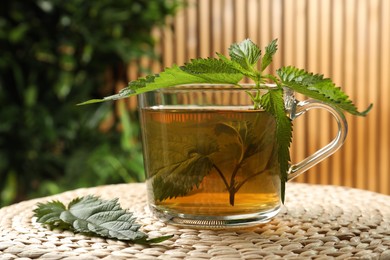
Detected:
left=124, top=0, right=389, bottom=195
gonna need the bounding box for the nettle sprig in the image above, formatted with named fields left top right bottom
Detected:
left=80, top=39, right=372, bottom=202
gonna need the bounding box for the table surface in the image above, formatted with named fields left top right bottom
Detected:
left=0, top=183, right=389, bottom=260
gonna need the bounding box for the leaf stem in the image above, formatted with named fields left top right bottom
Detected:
left=212, top=164, right=230, bottom=192
left=228, top=161, right=245, bottom=206
left=234, top=169, right=267, bottom=193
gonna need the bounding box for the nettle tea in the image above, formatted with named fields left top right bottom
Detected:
left=82, top=39, right=371, bottom=228
left=140, top=107, right=281, bottom=219
left=136, top=83, right=351, bottom=228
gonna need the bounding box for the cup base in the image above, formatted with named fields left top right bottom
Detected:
left=150, top=206, right=281, bottom=229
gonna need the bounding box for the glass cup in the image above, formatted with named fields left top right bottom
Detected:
left=138, top=84, right=347, bottom=228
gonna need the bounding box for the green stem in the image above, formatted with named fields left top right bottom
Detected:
left=234, top=169, right=267, bottom=193
left=228, top=162, right=243, bottom=206
left=213, top=164, right=238, bottom=206
left=229, top=187, right=236, bottom=206
left=212, top=164, right=230, bottom=192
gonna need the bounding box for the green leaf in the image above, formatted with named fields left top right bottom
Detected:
left=60, top=196, right=147, bottom=241
left=214, top=122, right=247, bottom=161
left=143, top=118, right=220, bottom=201
left=241, top=117, right=276, bottom=159
left=180, top=57, right=244, bottom=82
left=78, top=62, right=243, bottom=105
left=277, top=66, right=373, bottom=116
left=228, top=39, right=261, bottom=71
left=216, top=52, right=258, bottom=78
left=152, top=138, right=219, bottom=201
left=33, top=196, right=173, bottom=244
left=34, top=200, right=70, bottom=229
left=213, top=117, right=279, bottom=206
left=214, top=120, right=273, bottom=161
left=261, top=39, right=278, bottom=71
left=260, top=88, right=292, bottom=203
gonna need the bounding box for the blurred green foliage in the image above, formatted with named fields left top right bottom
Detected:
left=0, top=0, right=182, bottom=207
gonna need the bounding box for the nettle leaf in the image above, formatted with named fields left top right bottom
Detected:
left=152, top=138, right=219, bottom=201
left=144, top=120, right=220, bottom=201
left=60, top=196, right=147, bottom=241
left=79, top=61, right=243, bottom=105
left=243, top=115, right=276, bottom=159
left=215, top=119, right=275, bottom=176
left=277, top=66, right=372, bottom=116
left=261, top=39, right=278, bottom=71
left=214, top=122, right=247, bottom=162
left=34, top=200, right=71, bottom=229
left=228, top=39, right=261, bottom=71
left=215, top=121, right=264, bottom=160
left=34, top=196, right=173, bottom=244
left=260, top=89, right=292, bottom=203
left=180, top=57, right=244, bottom=83
left=216, top=52, right=258, bottom=78
left=214, top=118, right=276, bottom=170
left=78, top=66, right=206, bottom=104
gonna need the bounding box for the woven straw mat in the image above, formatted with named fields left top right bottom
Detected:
left=0, top=183, right=389, bottom=260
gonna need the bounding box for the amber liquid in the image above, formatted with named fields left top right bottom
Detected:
left=140, top=106, right=281, bottom=218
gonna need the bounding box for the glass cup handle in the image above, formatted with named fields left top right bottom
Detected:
left=287, top=99, right=348, bottom=181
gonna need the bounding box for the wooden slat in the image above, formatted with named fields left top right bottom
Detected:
left=367, top=0, right=381, bottom=192
left=281, top=0, right=306, bottom=184
left=379, top=0, right=390, bottom=194
left=355, top=0, right=369, bottom=191
left=309, top=0, right=329, bottom=184
left=270, top=0, right=283, bottom=71
left=317, top=0, right=333, bottom=186
left=198, top=0, right=211, bottom=57
left=341, top=0, right=356, bottom=188
left=210, top=0, right=223, bottom=56
left=247, top=0, right=259, bottom=49
left=222, top=0, right=234, bottom=54
left=233, top=0, right=246, bottom=41
left=306, top=0, right=321, bottom=185
left=258, top=0, right=272, bottom=76
left=174, top=7, right=186, bottom=65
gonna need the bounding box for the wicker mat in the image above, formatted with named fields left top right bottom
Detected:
left=0, top=183, right=389, bottom=260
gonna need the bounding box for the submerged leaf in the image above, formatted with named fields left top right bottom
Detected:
left=214, top=120, right=274, bottom=161
left=152, top=138, right=219, bottom=201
